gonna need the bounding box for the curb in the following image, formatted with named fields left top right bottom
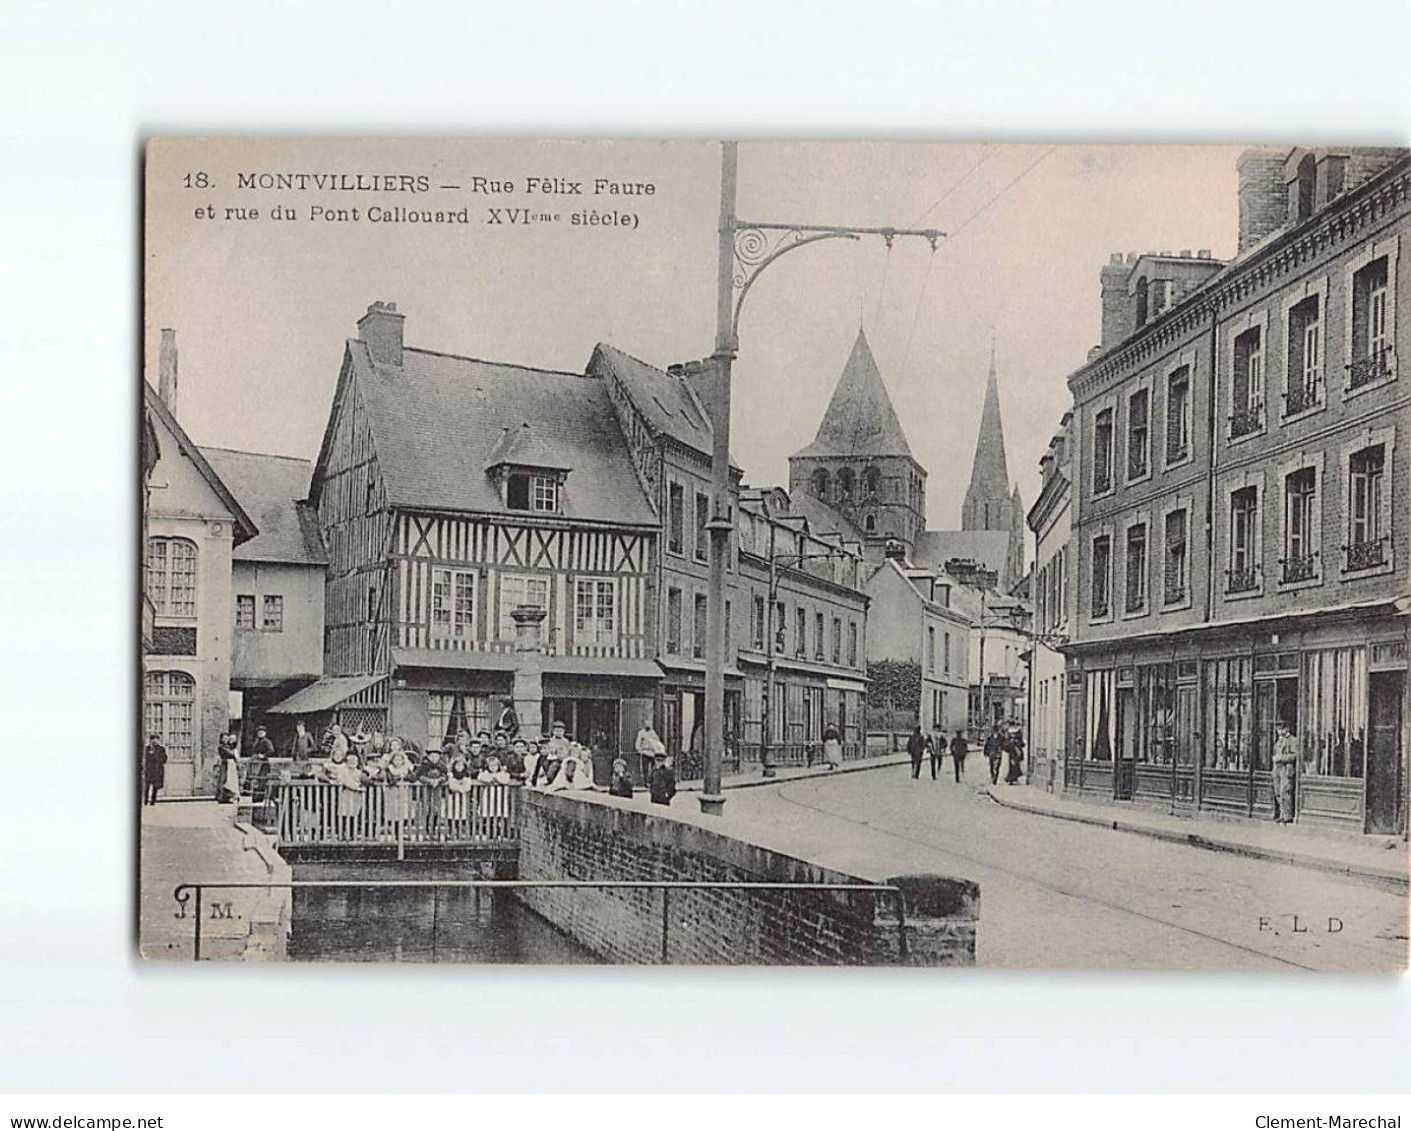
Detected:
left=981, top=787, right=1409, bottom=893
left=680, top=754, right=912, bottom=793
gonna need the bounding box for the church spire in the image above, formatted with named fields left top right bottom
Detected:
left=962, top=345, right=1013, bottom=528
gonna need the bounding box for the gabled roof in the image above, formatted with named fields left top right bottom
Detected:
left=787, top=491, right=868, bottom=544
left=345, top=341, right=657, bottom=527
left=144, top=383, right=257, bottom=545
left=793, top=330, right=914, bottom=461
left=963, top=347, right=1012, bottom=510
left=199, top=447, right=327, bottom=566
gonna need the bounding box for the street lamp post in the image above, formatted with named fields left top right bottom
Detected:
left=697, top=141, right=945, bottom=816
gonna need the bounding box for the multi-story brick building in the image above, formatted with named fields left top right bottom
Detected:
left=1065, top=147, right=1409, bottom=836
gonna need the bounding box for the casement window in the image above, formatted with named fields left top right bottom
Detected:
left=1124, top=523, right=1148, bottom=613
left=1349, top=256, right=1391, bottom=390
left=1092, top=409, right=1114, bottom=494
left=752, top=595, right=765, bottom=649
left=1163, top=509, right=1188, bottom=605
left=666, top=588, right=682, bottom=654
left=431, top=568, right=476, bottom=639
left=506, top=473, right=559, bottom=512
left=848, top=621, right=858, bottom=667
left=694, top=491, right=710, bottom=562
left=943, top=631, right=951, bottom=674
left=1228, top=487, right=1260, bottom=593
left=1282, top=468, right=1319, bottom=584
left=1231, top=326, right=1264, bottom=438
left=1127, top=389, right=1150, bottom=480
left=261, top=594, right=284, bottom=633
left=1347, top=444, right=1387, bottom=571
left=832, top=617, right=842, bottom=664
left=1091, top=535, right=1112, bottom=619
left=576, top=578, right=617, bottom=647
left=927, top=626, right=936, bottom=673
left=1166, top=367, right=1191, bottom=464
left=795, top=608, right=806, bottom=657
left=143, top=670, right=195, bottom=764
left=498, top=574, right=550, bottom=640
left=815, top=612, right=825, bottom=660
left=667, top=483, right=684, bottom=554
left=1285, top=296, right=1323, bottom=416
left=724, top=599, right=732, bottom=658
left=692, top=593, right=708, bottom=658
left=146, top=537, right=198, bottom=617
left=235, top=594, right=255, bottom=630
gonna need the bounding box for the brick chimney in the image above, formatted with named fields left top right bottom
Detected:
left=358, top=301, right=404, bottom=366
left=1099, top=253, right=1135, bottom=350
left=158, top=328, right=178, bottom=413
left=1236, top=148, right=1290, bottom=253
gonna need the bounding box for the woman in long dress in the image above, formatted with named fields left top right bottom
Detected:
left=477, top=754, right=513, bottom=831
left=334, top=752, right=366, bottom=840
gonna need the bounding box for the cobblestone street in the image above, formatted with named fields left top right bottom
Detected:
left=715, top=765, right=1409, bottom=971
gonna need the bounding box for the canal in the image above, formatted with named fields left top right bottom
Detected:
left=288, top=887, right=600, bottom=964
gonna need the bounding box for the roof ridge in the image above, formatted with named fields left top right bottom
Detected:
left=199, top=444, right=314, bottom=464
left=401, top=345, right=590, bottom=379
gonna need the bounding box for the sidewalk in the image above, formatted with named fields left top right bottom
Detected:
left=677, top=752, right=912, bottom=793
left=982, top=782, right=1409, bottom=891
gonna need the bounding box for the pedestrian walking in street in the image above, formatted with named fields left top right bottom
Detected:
left=1272, top=720, right=1298, bottom=823
left=927, top=732, right=942, bottom=780
left=1004, top=730, right=1024, bottom=785
left=907, top=725, right=926, bottom=780
left=142, top=734, right=167, bottom=806
left=648, top=754, right=677, bottom=807
left=822, top=723, right=843, bottom=770
left=985, top=729, right=1004, bottom=786
left=949, top=730, right=968, bottom=782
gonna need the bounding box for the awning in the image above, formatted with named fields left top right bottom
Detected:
left=656, top=657, right=744, bottom=679
left=391, top=647, right=519, bottom=672
left=267, top=674, right=385, bottom=715
left=544, top=655, right=662, bottom=679
left=825, top=677, right=868, bottom=693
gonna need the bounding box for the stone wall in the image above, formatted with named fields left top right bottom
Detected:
left=517, top=790, right=977, bottom=965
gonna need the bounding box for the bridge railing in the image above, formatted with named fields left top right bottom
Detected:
left=272, top=781, right=521, bottom=847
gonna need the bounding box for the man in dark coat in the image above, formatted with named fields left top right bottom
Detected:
left=648, top=755, right=677, bottom=806
left=247, top=726, right=275, bottom=802
left=985, top=730, right=1004, bottom=785
left=927, top=733, right=942, bottom=780
left=906, top=725, right=926, bottom=780
left=949, top=731, right=968, bottom=782
left=142, top=735, right=167, bottom=805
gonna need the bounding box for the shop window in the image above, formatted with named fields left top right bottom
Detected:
left=1203, top=656, right=1255, bottom=772
left=1284, top=295, right=1323, bottom=416
left=1166, top=366, right=1191, bottom=463
left=1300, top=648, right=1367, bottom=778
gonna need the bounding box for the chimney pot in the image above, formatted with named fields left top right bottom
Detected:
left=358, top=301, right=405, bottom=366
left=158, top=328, right=179, bottom=413
left=1179, top=249, right=1191, bottom=258
left=1197, top=249, right=1211, bottom=259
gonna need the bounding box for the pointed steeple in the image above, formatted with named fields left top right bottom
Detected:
left=963, top=345, right=1012, bottom=521
left=794, top=329, right=914, bottom=460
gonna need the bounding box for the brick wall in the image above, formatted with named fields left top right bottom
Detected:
left=518, top=790, right=978, bottom=965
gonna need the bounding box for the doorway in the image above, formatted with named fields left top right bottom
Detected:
left=1366, top=670, right=1404, bottom=835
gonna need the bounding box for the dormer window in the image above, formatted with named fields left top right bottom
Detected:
left=506, top=472, right=560, bottom=512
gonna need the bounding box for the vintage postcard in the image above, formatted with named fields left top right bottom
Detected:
left=139, top=137, right=1409, bottom=969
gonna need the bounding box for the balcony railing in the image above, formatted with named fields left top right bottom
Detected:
left=1344, top=537, right=1388, bottom=572
left=1282, top=377, right=1322, bottom=417
left=1165, top=441, right=1189, bottom=465
left=1225, top=565, right=1259, bottom=594
left=1280, top=553, right=1317, bottom=584
left=1347, top=346, right=1393, bottom=391
left=1229, top=403, right=1264, bottom=439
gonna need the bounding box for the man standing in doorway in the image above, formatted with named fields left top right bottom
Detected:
left=907, top=724, right=926, bottom=780
left=1272, top=720, right=1299, bottom=823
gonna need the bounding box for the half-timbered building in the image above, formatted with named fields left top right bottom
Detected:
left=301, top=303, right=660, bottom=766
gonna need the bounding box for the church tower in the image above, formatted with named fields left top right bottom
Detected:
left=788, top=329, right=927, bottom=559
left=962, top=345, right=1026, bottom=583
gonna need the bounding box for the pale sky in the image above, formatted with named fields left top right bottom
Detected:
left=145, top=139, right=1240, bottom=528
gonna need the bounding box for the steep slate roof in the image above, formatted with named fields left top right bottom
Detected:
left=793, top=330, right=913, bottom=460
left=484, top=422, right=569, bottom=472
left=144, top=383, right=257, bottom=546
left=911, top=529, right=1013, bottom=578
left=350, top=342, right=657, bottom=527
left=963, top=349, right=1012, bottom=511
left=787, top=490, right=868, bottom=544
left=590, top=344, right=714, bottom=454
left=199, top=447, right=327, bottom=566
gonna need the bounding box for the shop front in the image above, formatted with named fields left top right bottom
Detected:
left=656, top=658, right=743, bottom=780
left=1065, top=611, right=1407, bottom=835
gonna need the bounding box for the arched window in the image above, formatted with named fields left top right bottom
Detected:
left=864, top=513, right=876, bottom=534
left=837, top=467, right=855, bottom=502
left=812, top=468, right=830, bottom=498
left=144, top=670, right=195, bottom=763
left=146, top=537, right=198, bottom=617
left=863, top=466, right=880, bottom=498
left=1294, top=152, right=1316, bottom=222
left=1135, top=278, right=1149, bottom=328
